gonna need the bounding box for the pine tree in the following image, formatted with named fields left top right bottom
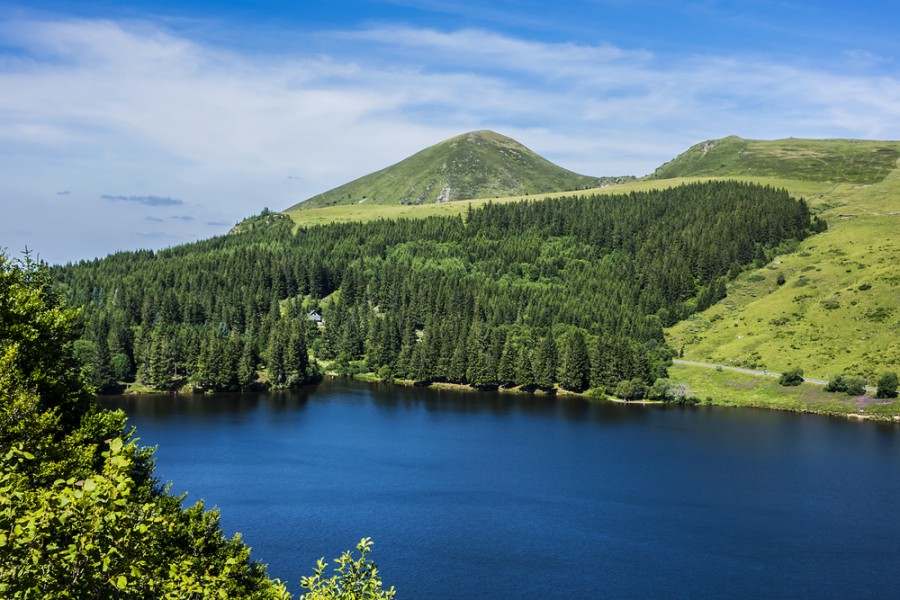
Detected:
left=497, top=336, right=517, bottom=388
left=515, top=342, right=537, bottom=391
left=266, top=323, right=287, bottom=387
left=237, top=339, right=257, bottom=389
left=148, top=328, right=174, bottom=390
left=534, top=334, right=557, bottom=391
left=91, top=331, right=115, bottom=392
left=286, top=321, right=310, bottom=384
left=558, top=330, right=589, bottom=392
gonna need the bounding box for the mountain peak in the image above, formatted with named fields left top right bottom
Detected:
left=291, top=131, right=626, bottom=210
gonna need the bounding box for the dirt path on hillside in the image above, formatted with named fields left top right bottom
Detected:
left=672, top=359, right=876, bottom=392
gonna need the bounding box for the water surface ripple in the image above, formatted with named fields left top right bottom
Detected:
left=105, top=379, right=900, bottom=599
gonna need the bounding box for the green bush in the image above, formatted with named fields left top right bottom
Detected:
left=648, top=378, right=695, bottom=404
left=824, top=375, right=847, bottom=393
left=300, top=538, right=396, bottom=600
left=876, top=372, right=899, bottom=399
left=614, top=378, right=647, bottom=400
left=779, top=367, right=804, bottom=386
left=842, top=375, right=867, bottom=396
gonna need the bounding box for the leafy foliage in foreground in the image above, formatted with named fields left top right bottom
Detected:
left=0, top=253, right=291, bottom=599
left=56, top=181, right=816, bottom=396
left=300, top=538, right=396, bottom=600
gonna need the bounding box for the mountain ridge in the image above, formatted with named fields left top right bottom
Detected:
left=648, top=135, right=900, bottom=183
left=290, top=130, right=633, bottom=210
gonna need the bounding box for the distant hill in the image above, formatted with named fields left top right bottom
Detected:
left=648, top=136, right=900, bottom=183
left=290, top=130, right=632, bottom=210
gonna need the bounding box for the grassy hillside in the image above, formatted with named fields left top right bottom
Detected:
left=283, top=175, right=833, bottom=228
left=290, top=130, right=629, bottom=210
left=649, top=136, right=900, bottom=183
left=667, top=168, right=900, bottom=379
left=663, top=144, right=899, bottom=416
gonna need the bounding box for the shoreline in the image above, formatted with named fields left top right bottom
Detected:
left=104, top=371, right=900, bottom=424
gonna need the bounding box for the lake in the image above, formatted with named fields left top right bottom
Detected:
left=104, top=378, right=900, bottom=599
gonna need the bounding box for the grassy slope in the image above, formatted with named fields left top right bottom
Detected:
left=650, top=136, right=900, bottom=183
left=290, top=130, right=616, bottom=210
left=662, top=142, right=900, bottom=419
left=284, top=175, right=833, bottom=227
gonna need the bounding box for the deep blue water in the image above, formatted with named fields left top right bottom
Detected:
left=105, top=379, right=900, bottom=599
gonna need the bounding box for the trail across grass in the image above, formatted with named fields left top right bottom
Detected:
left=668, top=363, right=899, bottom=419
left=672, top=359, right=875, bottom=391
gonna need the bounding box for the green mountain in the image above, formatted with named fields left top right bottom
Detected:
left=649, top=135, right=900, bottom=183
left=291, top=130, right=631, bottom=210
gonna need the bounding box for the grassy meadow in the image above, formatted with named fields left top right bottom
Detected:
left=668, top=363, right=899, bottom=420
left=667, top=164, right=900, bottom=382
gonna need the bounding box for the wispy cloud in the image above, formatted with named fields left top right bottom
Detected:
left=56, top=190, right=70, bottom=196
left=2, top=16, right=900, bottom=263
left=101, top=194, right=184, bottom=206
left=169, top=215, right=193, bottom=221
left=135, top=231, right=177, bottom=239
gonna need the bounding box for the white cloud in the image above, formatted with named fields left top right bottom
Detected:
left=2, top=17, right=900, bottom=263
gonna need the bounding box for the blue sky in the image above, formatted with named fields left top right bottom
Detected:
left=2, top=0, right=899, bottom=264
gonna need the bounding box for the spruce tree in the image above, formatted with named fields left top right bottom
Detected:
left=91, top=333, right=115, bottom=393
left=266, top=323, right=287, bottom=386
left=497, top=336, right=517, bottom=388
left=448, top=334, right=468, bottom=384
left=148, top=329, right=173, bottom=390
left=409, top=342, right=430, bottom=384
left=558, top=330, right=589, bottom=392
left=516, top=343, right=537, bottom=391
left=237, top=339, right=257, bottom=389
left=287, top=321, right=310, bottom=384
left=534, top=334, right=558, bottom=391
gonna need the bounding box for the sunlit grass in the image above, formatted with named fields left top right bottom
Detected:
left=667, top=161, right=900, bottom=384
left=283, top=175, right=834, bottom=228
left=668, top=363, right=900, bottom=418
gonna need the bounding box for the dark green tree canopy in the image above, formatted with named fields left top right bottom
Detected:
left=55, top=181, right=816, bottom=395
